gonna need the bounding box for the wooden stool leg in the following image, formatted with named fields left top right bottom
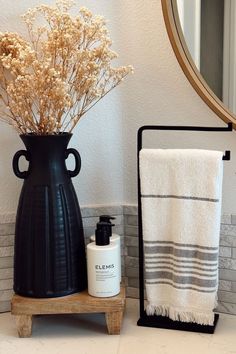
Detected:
left=105, top=310, right=123, bottom=335
left=15, top=315, right=32, bottom=338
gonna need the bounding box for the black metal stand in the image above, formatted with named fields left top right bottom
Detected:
left=137, top=123, right=232, bottom=334
left=137, top=313, right=219, bottom=334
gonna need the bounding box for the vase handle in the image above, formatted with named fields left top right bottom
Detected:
left=65, top=148, right=81, bottom=177
left=12, top=150, right=30, bottom=179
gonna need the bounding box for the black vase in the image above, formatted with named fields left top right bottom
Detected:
left=12, top=133, right=87, bottom=298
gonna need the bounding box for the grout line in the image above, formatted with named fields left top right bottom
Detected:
left=217, top=300, right=236, bottom=306
left=0, top=267, right=13, bottom=270
left=218, top=289, right=235, bottom=294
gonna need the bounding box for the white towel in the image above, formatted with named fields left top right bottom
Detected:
left=139, top=149, right=223, bottom=325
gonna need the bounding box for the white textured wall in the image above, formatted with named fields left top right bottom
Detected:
left=0, top=0, right=236, bottom=215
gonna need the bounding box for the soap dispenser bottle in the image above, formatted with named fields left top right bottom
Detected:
left=87, top=221, right=120, bottom=297
left=90, top=215, right=121, bottom=282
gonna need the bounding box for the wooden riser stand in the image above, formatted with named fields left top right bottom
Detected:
left=11, top=287, right=125, bottom=338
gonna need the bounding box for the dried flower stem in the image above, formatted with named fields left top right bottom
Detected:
left=0, top=0, right=133, bottom=134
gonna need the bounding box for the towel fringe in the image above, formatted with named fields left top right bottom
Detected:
left=146, top=304, right=215, bottom=326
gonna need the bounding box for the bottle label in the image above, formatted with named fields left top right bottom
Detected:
left=95, top=264, right=116, bottom=281
left=95, top=264, right=114, bottom=270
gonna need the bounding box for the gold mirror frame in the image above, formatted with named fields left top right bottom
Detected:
left=161, top=0, right=236, bottom=129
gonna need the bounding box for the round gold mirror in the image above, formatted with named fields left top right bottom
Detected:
left=161, top=0, right=236, bottom=129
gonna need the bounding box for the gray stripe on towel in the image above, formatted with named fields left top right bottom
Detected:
left=144, top=240, right=218, bottom=251
left=141, top=194, right=219, bottom=202
left=145, top=261, right=218, bottom=272
left=144, top=246, right=218, bottom=261
left=145, top=281, right=217, bottom=293
left=145, top=271, right=217, bottom=287
left=145, top=255, right=218, bottom=266
left=145, top=266, right=217, bottom=277
left=145, top=256, right=218, bottom=267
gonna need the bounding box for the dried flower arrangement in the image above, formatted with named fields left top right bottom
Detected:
left=0, top=0, right=133, bottom=135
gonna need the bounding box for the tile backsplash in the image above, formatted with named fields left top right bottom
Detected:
left=0, top=222, right=14, bottom=312
left=1, top=204, right=236, bottom=316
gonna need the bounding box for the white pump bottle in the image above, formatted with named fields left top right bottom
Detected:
left=90, top=215, right=121, bottom=282
left=87, top=221, right=120, bottom=297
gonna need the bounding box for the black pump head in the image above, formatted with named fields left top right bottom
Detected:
left=99, top=215, right=116, bottom=223
left=99, top=215, right=115, bottom=236
left=95, top=221, right=111, bottom=246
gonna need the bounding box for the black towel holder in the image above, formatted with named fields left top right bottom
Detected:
left=137, top=123, right=232, bottom=334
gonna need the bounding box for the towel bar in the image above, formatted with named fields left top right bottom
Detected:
left=137, top=123, right=232, bottom=334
